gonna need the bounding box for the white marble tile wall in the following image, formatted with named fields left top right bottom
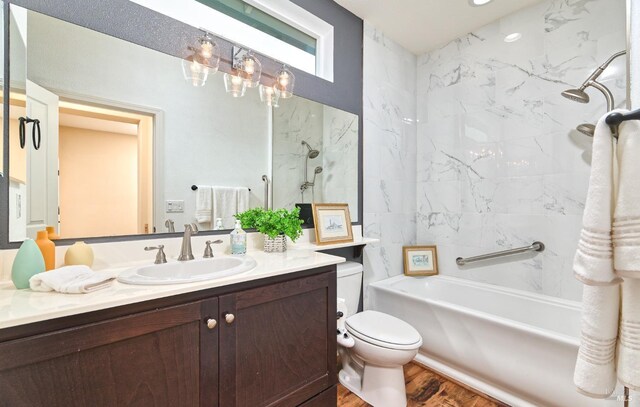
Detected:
left=321, top=106, right=359, bottom=221
left=416, top=0, right=627, bottom=301
left=362, top=22, right=417, bottom=304
left=272, top=97, right=325, bottom=210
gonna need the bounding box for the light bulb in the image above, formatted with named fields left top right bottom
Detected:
left=244, top=58, right=255, bottom=75
left=278, top=72, right=290, bottom=87
left=200, top=42, right=213, bottom=59
left=231, top=75, right=243, bottom=85
left=190, top=60, right=202, bottom=74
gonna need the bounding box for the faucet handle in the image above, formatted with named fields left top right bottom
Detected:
left=203, top=240, right=223, bottom=258
left=145, top=245, right=167, bottom=264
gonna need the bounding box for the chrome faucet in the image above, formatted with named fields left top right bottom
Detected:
left=178, top=223, right=199, bottom=261
left=203, top=240, right=224, bottom=258
left=145, top=245, right=167, bottom=264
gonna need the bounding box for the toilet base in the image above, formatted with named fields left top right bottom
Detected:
left=339, top=362, right=408, bottom=407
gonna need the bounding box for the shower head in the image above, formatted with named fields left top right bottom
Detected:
left=561, top=50, right=625, bottom=106
left=576, top=123, right=595, bottom=137
left=301, top=140, right=320, bottom=159
left=561, top=88, right=590, bottom=104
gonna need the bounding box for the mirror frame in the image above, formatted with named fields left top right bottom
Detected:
left=0, top=0, right=363, bottom=248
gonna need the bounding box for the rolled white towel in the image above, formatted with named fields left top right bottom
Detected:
left=574, top=285, right=620, bottom=398
left=29, top=265, right=114, bottom=294
left=574, top=114, right=620, bottom=285
left=617, top=279, right=640, bottom=390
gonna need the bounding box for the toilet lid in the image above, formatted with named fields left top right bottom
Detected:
left=345, top=310, right=422, bottom=350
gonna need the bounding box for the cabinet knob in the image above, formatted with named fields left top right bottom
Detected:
left=224, top=313, right=235, bottom=324
left=206, top=318, right=217, bottom=329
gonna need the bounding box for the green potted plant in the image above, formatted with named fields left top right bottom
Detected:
left=235, top=207, right=303, bottom=253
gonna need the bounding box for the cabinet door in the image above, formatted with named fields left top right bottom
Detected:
left=219, top=271, right=337, bottom=407
left=0, top=299, right=219, bottom=407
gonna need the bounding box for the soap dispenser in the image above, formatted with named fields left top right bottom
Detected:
left=230, top=220, right=247, bottom=255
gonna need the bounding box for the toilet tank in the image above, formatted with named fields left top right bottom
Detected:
left=337, top=262, right=363, bottom=317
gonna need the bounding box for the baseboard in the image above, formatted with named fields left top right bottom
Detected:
left=413, top=353, right=537, bottom=407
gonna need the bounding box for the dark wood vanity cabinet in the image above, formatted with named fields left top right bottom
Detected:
left=219, top=272, right=336, bottom=407
left=0, top=268, right=337, bottom=407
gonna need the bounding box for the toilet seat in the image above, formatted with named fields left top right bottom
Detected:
left=345, top=310, right=422, bottom=350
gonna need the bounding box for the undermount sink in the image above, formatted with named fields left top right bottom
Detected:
left=117, top=256, right=257, bottom=285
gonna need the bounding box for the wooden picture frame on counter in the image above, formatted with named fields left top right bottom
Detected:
left=312, top=203, right=354, bottom=245
left=403, top=246, right=438, bottom=276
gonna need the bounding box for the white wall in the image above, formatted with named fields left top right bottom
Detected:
left=25, top=10, right=270, bottom=234
left=415, top=0, right=627, bottom=301
left=362, top=22, right=417, bottom=303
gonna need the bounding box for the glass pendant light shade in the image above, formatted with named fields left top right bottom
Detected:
left=224, top=72, right=247, bottom=97
left=181, top=32, right=219, bottom=87
left=274, top=65, right=295, bottom=99
left=259, top=84, right=281, bottom=107
left=239, top=52, right=262, bottom=88
left=182, top=51, right=213, bottom=87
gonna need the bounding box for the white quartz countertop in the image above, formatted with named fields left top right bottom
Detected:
left=0, top=249, right=345, bottom=330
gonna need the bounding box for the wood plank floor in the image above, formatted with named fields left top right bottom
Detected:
left=337, top=362, right=509, bottom=407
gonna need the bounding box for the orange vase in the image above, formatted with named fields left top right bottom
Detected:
left=46, top=226, right=60, bottom=240
left=35, top=230, right=56, bottom=271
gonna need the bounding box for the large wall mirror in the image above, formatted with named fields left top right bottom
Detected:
left=3, top=4, right=359, bottom=243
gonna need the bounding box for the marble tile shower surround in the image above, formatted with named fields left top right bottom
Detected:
left=415, top=0, right=627, bottom=301
left=271, top=98, right=359, bottom=219
left=272, top=98, right=325, bottom=211
left=362, top=22, right=418, bottom=303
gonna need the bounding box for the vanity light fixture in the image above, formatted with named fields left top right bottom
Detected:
left=224, top=72, right=247, bottom=97
left=468, top=0, right=492, bottom=6
left=504, top=32, right=522, bottom=43
left=274, top=64, right=295, bottom=99
left=259, top=84, right=280, bottom=107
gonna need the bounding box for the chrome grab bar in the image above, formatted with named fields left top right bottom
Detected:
left=456, top=241, right=545, bottom=266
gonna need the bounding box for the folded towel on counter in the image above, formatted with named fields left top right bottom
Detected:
left=612, top=118, right=640, bottom=278
left=213, top=186, right=238, bottom=229
left=195, top=185, right=213, bottom=224
left=29, top=265, right=114, bottom=294
left=617, top=279, right=640, bottom=390
left=236, top=187, right=250, bottom=215
left=574, top=285, right=620, bottom=398
left=573, top=114, right=621, bottom=285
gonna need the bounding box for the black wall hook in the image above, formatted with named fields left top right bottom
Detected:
left=18, top=117, right=42, bottom=150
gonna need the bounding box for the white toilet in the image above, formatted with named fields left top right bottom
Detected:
left=337, top=262, right=423, bottom=407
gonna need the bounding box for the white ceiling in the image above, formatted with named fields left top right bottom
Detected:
left=334, top=0, right=545, bottom=55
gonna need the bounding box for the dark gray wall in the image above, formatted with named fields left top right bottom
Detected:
left=0, top=0, right=363, bottom=248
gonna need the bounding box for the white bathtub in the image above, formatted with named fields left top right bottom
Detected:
left=368, top=275, right=624, bottom=407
